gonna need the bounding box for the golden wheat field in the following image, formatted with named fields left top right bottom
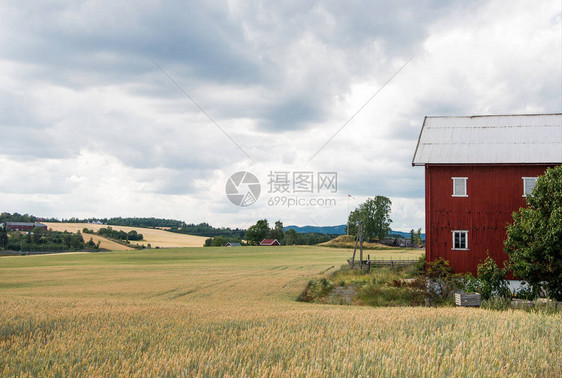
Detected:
left=44, top=222, right=207, bottom=248
left=1, top=246, right=560, bottom=377
left=81, top=232, right=135, bottom=251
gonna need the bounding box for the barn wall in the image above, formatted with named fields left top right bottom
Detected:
left=425, top=164, right=557, bottom=275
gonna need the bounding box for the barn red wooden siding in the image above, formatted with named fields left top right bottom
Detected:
left=425, top=164, right=556, bottom=276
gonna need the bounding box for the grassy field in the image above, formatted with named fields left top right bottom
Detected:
left=45, top=222, right=208, bottom=249
left=1, top=246, right=560, bottom=376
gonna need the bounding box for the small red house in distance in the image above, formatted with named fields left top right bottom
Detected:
left=260, top=239, right=281, bottom=246
left=5, top=222, right=48, bottom=231
left=413, top=114, right=562, bottom=275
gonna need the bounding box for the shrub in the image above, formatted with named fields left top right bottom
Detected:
left=514, top=283, right=539, bottom=300
left=426, top=258, right=464, bottom=304
left=298, top=278, right=334, bottom=302
left=477, top=255, right=510, bottom=300
left=457, top=272, right=481, bottom=293
left=85, top=237, right=98, bottom=249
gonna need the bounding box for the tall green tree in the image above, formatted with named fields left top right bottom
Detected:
left=0, top=223, right=7, bottom=250
left=212, top=236, right=226, bottom=247
left=271, top=220, right=284, bottom=242
left=410, top=229, right=415, bottom=244
left=31, top=226, right=46, bottom=244
left=245, top=219, right=270, bottom=245
left=345, top=210, right=361, bottom=236
left=346, top=196, right=392, bottom=241
left=284, top=228, right=297, bottom=245
left=505, top=165, right=562, bottom=300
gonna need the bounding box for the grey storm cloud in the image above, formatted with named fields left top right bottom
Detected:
left=0, top=0, right=465, bottom=134
left=1, top=1, right=260, bottom=84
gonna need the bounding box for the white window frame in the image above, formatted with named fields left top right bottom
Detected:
left=522, top=177, right=537, bottom=197
left=452, top=177, right=468, bottom=197
left=452, top=230, right=469, bottom=250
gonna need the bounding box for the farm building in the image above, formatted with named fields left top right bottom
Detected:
left=381, top=238, right=415, bottom=248
left=4, top=222, right=48, bottom=231
left=260, top=239, right=281, bottom=246
left=225, top=242, right=241, bottom=247
left=412, top=114, right=562, bottom=275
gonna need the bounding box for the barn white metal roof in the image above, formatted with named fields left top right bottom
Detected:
left=412, top=114, right=562, bottom=165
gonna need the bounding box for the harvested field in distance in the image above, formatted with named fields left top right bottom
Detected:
left=81, top=233, right=134, bottom=251
left=44, top=222, right=207, bottom=248
left=1, top=246, right=559, bottom=376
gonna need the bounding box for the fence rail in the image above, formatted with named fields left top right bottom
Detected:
left=348, top=258, right=419, bottom=270
left=367, top=259, right=419, bottom=266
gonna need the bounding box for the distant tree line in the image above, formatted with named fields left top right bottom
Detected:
left=2, top=212, right=337, bottom=248
left=106, top=217, right=185, bottom=228
left=204, top=236, right=245, bottom=247
left=243, top=219, right=337, bottom=246
left=51, top=216, right=245, bottom=239
left=0, top=212, right=57, bottom=223
left=83, top=227, right=143, bottom=241
left=285, top=231, right=337, bottom=246
left=57, top=217, right=101, bottom=223
left=1, top=212, right=37, bottom=223
left=55, top=216, right=185, bottom=228
left=203, top=220, right=338, bottom=247
left=173, top=223, right=246, bottom=239
left=409, top=229, right=423, bottom=245
left=0, top=225, right=96, bottom=252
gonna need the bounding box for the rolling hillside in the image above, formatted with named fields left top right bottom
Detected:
left=44, top=223, right=207, bottom=249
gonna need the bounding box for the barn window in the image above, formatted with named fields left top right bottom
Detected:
left=452, top=230, right=468, bottom=250
left=522, top=177, right=537, bottom=197
left=452, top=177, right=468, bottom=197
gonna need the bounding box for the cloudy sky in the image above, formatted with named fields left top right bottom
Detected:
left=1, top=0, right=561, bottom=231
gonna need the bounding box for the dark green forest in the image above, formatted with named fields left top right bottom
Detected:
left=83, top=227, right=144, bottom=242
left=0, top=226, right=94, bottom=252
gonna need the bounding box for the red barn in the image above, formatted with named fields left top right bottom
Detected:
left=412, top=114, right=562, bottom=275
left=5, top=222, right=48, bottom=231
left=260, top=239, right=281, bottom=246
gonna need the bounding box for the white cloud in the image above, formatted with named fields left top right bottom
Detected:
left=0, top=0, right=560, bottom=232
